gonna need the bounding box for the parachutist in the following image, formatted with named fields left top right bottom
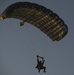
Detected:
left=35, top=55, right=46, bottom=73
left=20, top=21, right=25, bottom=26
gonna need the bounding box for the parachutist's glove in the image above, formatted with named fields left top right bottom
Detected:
left=42, top=57, right=44, bottom=59
left=37, top=55, right=39, bottom=57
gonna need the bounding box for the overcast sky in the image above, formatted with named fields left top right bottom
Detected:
left=0, top=0, right=74, bottom=75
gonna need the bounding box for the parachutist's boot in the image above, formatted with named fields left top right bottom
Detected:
left=44, top=70, right=46, bottom=73
left=44, top=69, right=46, bottom=73
left=43, top=67, right=46, bottom=73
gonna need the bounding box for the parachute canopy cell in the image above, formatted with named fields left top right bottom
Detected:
left=0, top=2, right=68, bottom=41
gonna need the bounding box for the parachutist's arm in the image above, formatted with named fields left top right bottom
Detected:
left=37, top=55, right=39, bottom=62
left=42, top=59, right=45, bottom=64
left=37, top=55, right=44, bottom=59
left=37, top=55, right=44, bottom=63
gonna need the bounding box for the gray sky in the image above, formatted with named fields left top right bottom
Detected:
left=0, top=0, right=74, bottom=75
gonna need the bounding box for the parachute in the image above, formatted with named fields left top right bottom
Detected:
left=0, top=2, right=68, bottom=41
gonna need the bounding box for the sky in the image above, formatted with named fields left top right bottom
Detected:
left=0, top=0, right=74, bottom=75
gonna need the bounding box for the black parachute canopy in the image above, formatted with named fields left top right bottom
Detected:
left=0, top=2, right=68, bottom=41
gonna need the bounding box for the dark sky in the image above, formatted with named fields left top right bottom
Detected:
left=0, top=0, right=74, bottom=75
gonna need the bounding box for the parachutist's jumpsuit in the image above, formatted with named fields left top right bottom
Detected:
left=36, top=56, right=46, bottom=72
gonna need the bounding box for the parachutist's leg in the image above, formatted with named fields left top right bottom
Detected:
left=20, top=21, right=24, bottom=26
left=43, top=67, right=46, bottom=72
left=38, top=68, right=41, bottom=73
left=38, top=70, right=40, bottom=73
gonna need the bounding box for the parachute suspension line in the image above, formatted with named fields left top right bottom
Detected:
left=25, top=10, right=46, bottom=58
left=41, top=38, right=46, bottom=59
left=18, top=8, right=46, bottom=57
